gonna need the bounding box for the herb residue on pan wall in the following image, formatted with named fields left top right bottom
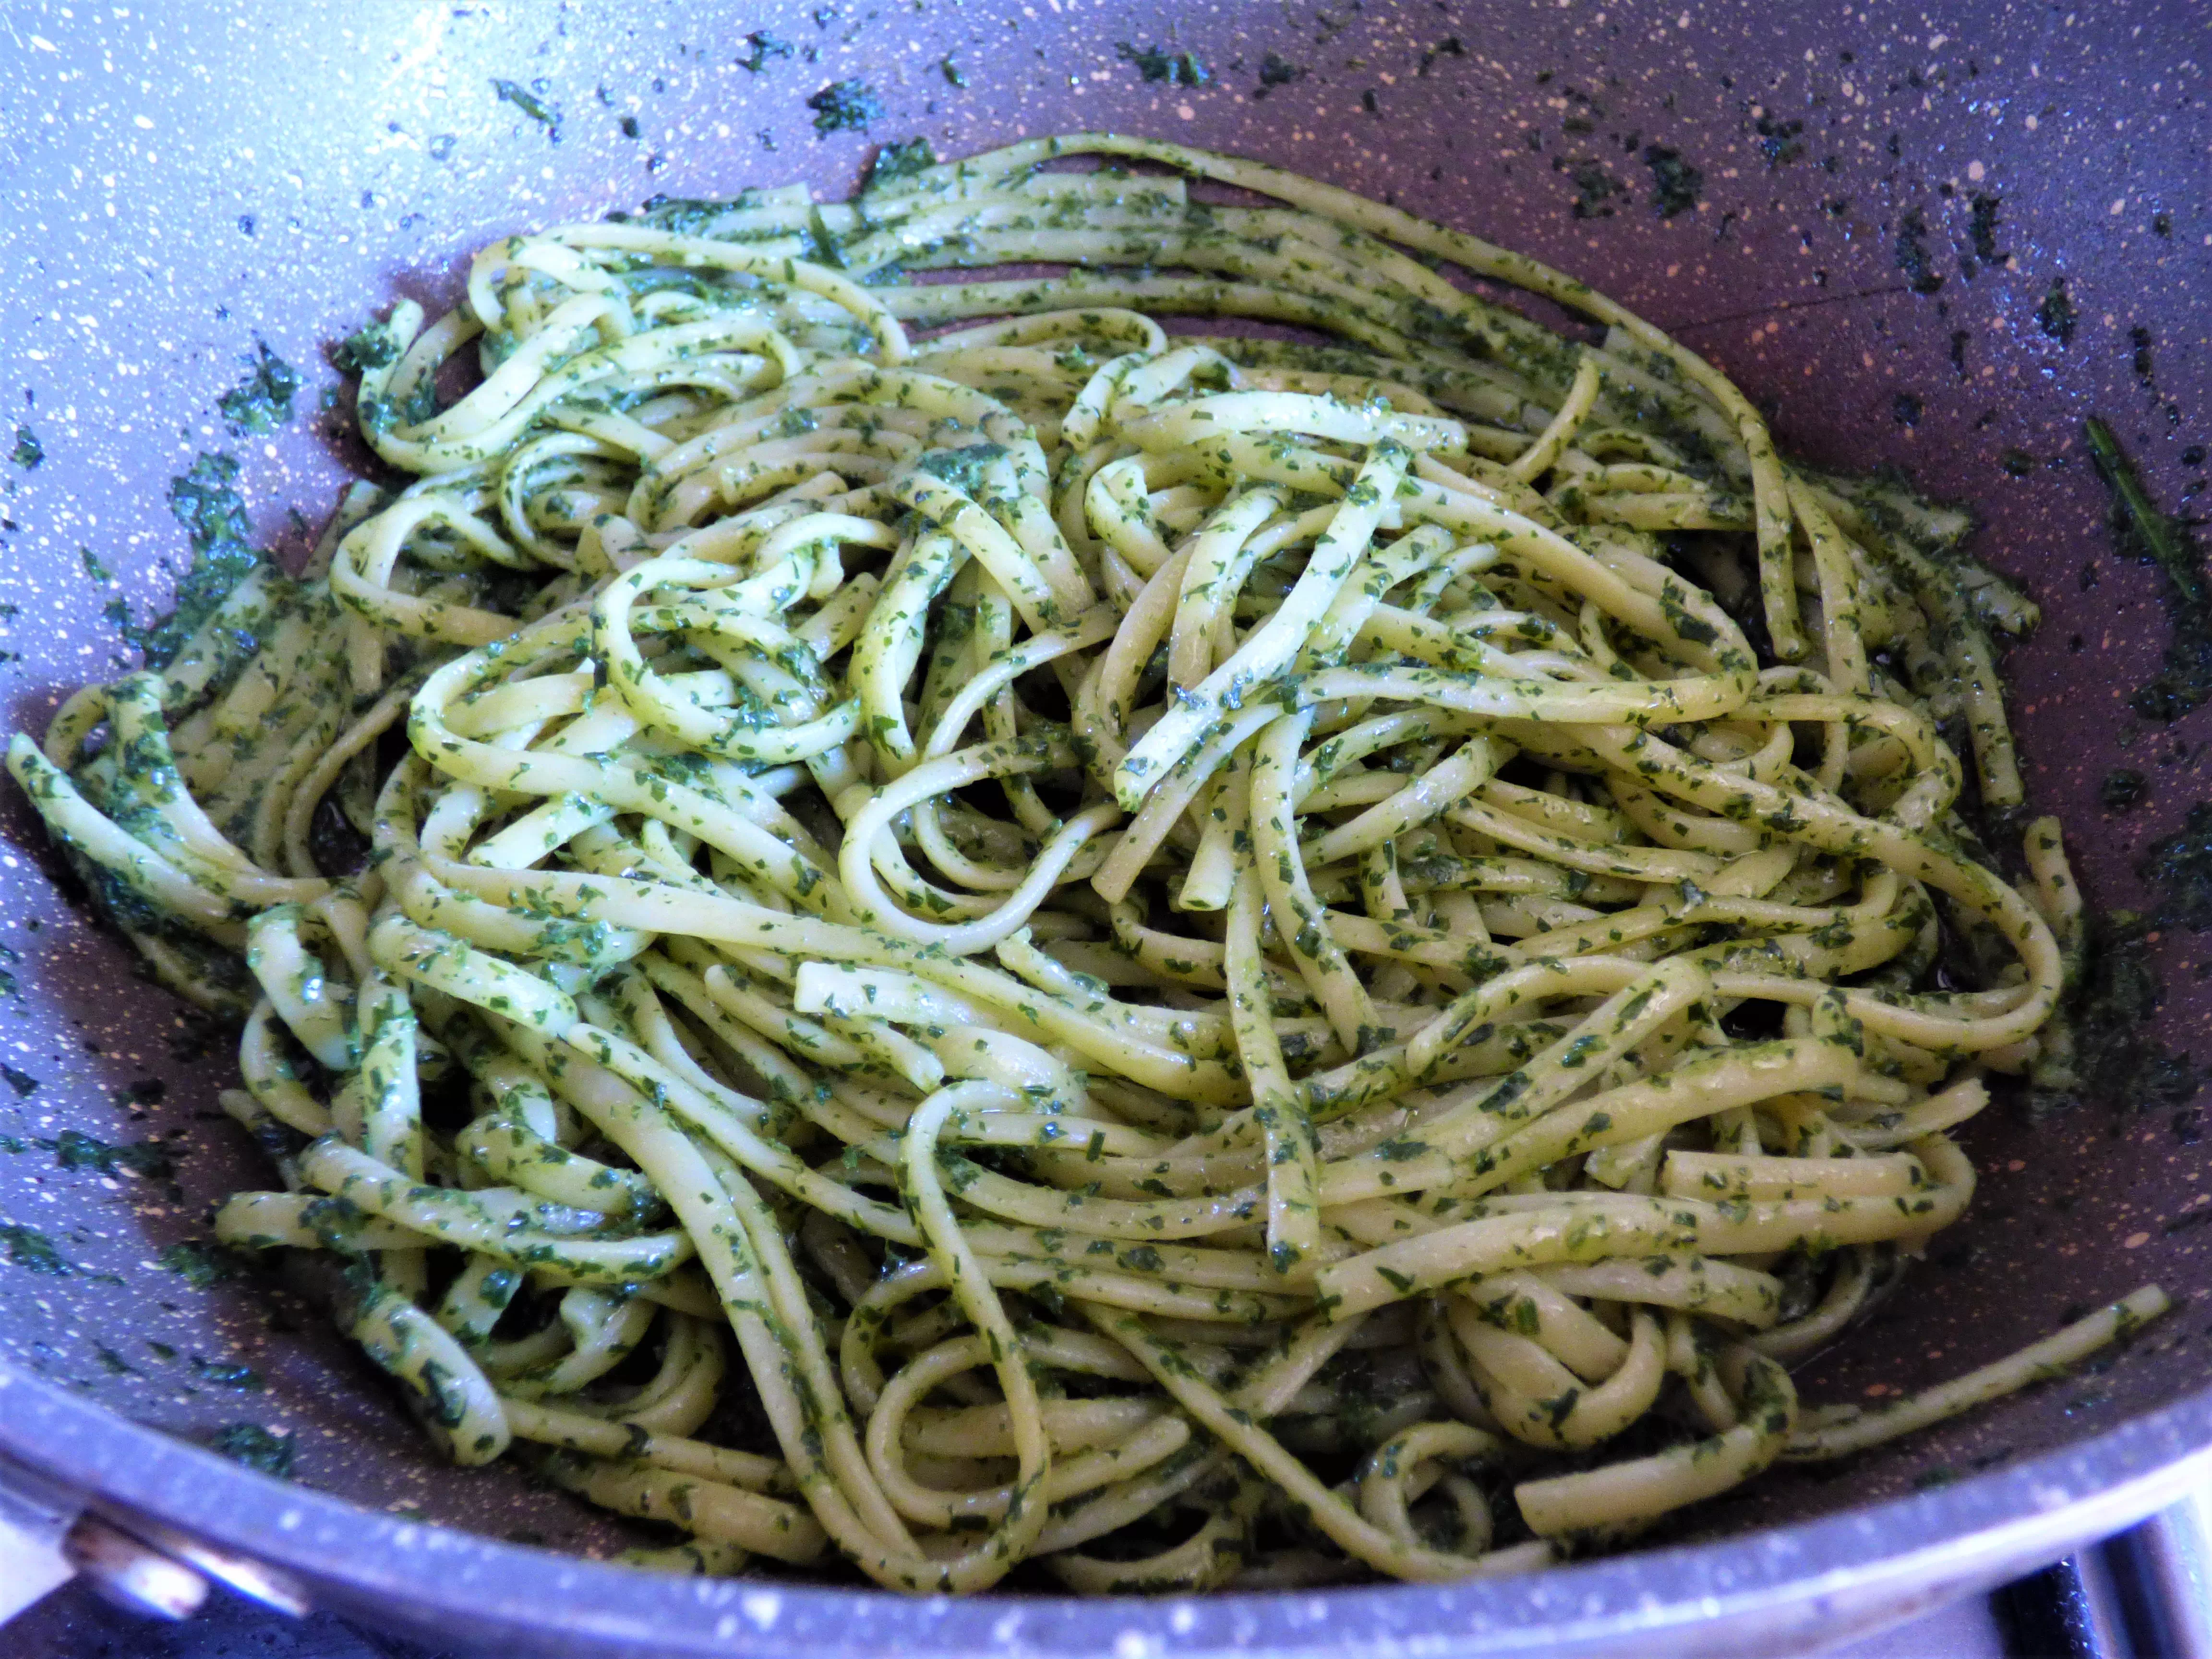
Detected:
left=2030, top=425, right=2212, bottom=1139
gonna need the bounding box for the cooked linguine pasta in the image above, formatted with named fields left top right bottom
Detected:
left=7, top=133, right=2162, bottom=1592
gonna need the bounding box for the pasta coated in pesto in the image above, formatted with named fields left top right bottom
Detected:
left=9, top=133, right=2164, bottom=1592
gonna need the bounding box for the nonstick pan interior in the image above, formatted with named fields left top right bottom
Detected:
left=0, top=0, right=2207, bottom=1638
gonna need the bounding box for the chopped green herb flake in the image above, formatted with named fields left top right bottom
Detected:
left=1, top=1222, right=68, bottom=1274
left=1893, top=208, right=1944, bottom=295
left=1967, top=192, right=2005, bottom=265
left=216, top=339, right=301, bottom=437
left=1118, top=42, right=1211, bottom=87
left=143, top=452, right=269, bottom=671
left=2100, top=769, right=2148, bottom=813
left=491, top=78, right=562, bottom=134
left=2087, top=417, right=2212, bottom=721
left=331, top=323, right=400, bottom=376
left=864, top=137, right=937, bottom=191
left=739, top=32, right=795, bottom=73
left=1255, top=54, right=1307, bottom=96
left=1568, top=160, right=1626, bottom=219
left=2037, top=279, right=2078, bottom=344
left=160, top=1240, right=241, bottom=1290
left=807, top=80, right=884, bottom=135
left=1642, top=145, right=1703, bottom=218
left=1754, top=111, right=1805, bottom=167
left=191, top=1356, right=265, bottom=1390
left=209, top=1421, right=295, bottom=1478
left=51, top=1130, right=173, bottom=1180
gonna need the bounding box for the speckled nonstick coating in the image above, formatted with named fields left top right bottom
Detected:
left=0, top=1, right=2205, bottom=1652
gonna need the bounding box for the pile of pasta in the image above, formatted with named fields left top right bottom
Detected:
left=9, top=134, right=2163, bottom=1593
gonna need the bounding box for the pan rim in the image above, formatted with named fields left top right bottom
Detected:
left=7, top=1356, right=2211, bottom=1656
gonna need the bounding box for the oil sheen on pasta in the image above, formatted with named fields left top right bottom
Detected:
left=7, top=134, right=2165, bottom=1593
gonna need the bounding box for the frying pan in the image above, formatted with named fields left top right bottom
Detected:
left=0, top=1, right=2207, bottom=1652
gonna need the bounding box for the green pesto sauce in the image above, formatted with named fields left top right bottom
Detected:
left=208, top=1421, right=295, bottom=1477
left=1642, top=146, right=1702, bottom=219
left=0, top=1221, right=68, bottom=1274
left=807, top=80, right=884, bottom=135
left=2087, top=417, right=2212, bottom=721
left=1565, top=160, right=1625, bottom=220
left=2101, top=769, right=2148, bottom=812
left=491, top=78, right=562, bottom=136
left=1967, top=192, right=2005, bottom=269
left=915, top=442, right=1008, bottom=495
left=160, top=1239, right=243, bottom=1290
left=737, top=32, right=794, bottom=73
left=332, top=324, right=401, bottom=376
left=48, top=1129, right=172, bottom=1179
left=2034, top=793, right=2212, bottom=1126
left=2037, top=279, right=2078, bottom=344
left=2140, top=802, right=2212, bottom=932
left=1892, top=208, right=1943, bottom=296
left=2032, top=912, right=2200, bottom=1125
left=1754, top=112, right=1806, bottom=167
left=191, top=1355, right=266, bottom=1390
left=141, top=452, right=270, bottom=670
left=864, top=137, right=937, bottom=192
left=1118, top=43, right=1211, bottom=87
left=216, top=340, right=301, bottom=437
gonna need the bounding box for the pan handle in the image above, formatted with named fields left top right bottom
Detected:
left=0, top=1449, right=310, bottom=1629
left=1994, top=1494, right=2212, bottom=1658
left=0, top=1456, right=83, bottom=1625
left=2091, top=1487, right=2212, bottom=1658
